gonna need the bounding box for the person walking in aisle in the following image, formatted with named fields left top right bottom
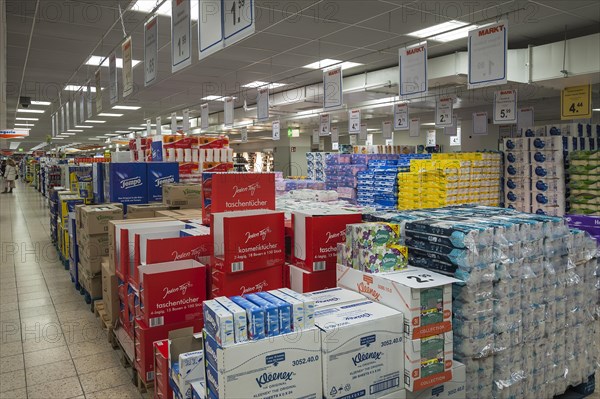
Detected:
left=2, top=159, right=18, bottom=193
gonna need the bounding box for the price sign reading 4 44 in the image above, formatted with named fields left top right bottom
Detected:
left=561, top=85, right=592, bottom=120
left=493, top=89, right=517, bottom=124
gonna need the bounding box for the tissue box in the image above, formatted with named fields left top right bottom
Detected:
left=147, top=162, right=179, bottom=202
left=106, top=162, right=148, bottom=205
left=203, top=329, right=322, bottom=399
left=336, top=264, right=458, bottom=340
left=178, top=350, right=205, bottom=399
left=303, top=287, right=366, bottom=309
left=292, top=210, right=362, bottom=272
left=405, top=361, right=465, bottom=399
left=529, top=136, right=564, bottom=151
left=404, top=333, right=453, bottom=392
left=162, top=183, right=202, bottom=208
left=214, top=296, right=248, bottom=343
left=315, top=300, right=404, bottom=399
left=346, top=223, right=408, bottom=272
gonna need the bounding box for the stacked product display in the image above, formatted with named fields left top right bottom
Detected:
left=306, top=151, right=330, bottom=181
left=568, top=150, right=600, bottom=215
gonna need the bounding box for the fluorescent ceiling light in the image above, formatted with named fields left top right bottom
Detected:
left=52, top=137, right=64, bottom=140
left=104, top=134, right=120, bottom=137
left=242, top=81, right=287, bottom=89
left=88, top=138, right=100, bottom=141
left=421, top=123, right=436, bottom=126
left=68, top=129, right=84, bottom=132
left=167, top=116, right=184, bottom=120
left=140, top=123, right=157, bottom=127
left=131, top=0, right=199, bottom=20
left=61, top=133, right=76, bottom=136
left=85, top=120, right=106, bottom=123
left=201, top=95, right=238, bottom=101
left=30, top=101, right=51, bottom=106
left=115, top=130, right=130, bottom=133
left=113, top=105, right=141, bottom=110
left=128, top=127, right=145, bottom=130
left=593, top=108, right=600, bottom=111
left=85, top=55, right=142, bottom=69
left=65, top=85, right=102, bottom=92
left=303, top=59, right=362, bottom=70
left=407, top=20, right=471, bottom=42
left=98, top=113, right=123, bottom=117
left=17, top=109, right=45, bottom=114
left=9, top=142, right=20, bottom=149
left=16, top=117, right=38, bottom=121
left=15, top=123, right=34, bottom=127
left=75, top=125, right=93, bottom=128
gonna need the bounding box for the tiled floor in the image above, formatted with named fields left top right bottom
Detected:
left=0, top=183, right=146, bottom=399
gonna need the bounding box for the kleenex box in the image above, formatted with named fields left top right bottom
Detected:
left=405, top=361, right=466, bottom=399
left=255, top=292, right=292, bottom=334
left=230, top=296, right=265, bottom=340
left=214, top=297, right=248, bottom=343
left=277, top=288, right=315, bottom=328
left=245, top=293, right=280, bottom=337
left=203, top=300, right=234, bottom=347
left=178, top=350, right=205, bottom=399
left=315, top=300, right=404, bottom=399
left=303, top=287, right=366, bottom=308
left=191, top=381, right=205, bottom=399
left=269, top=289, right=305, bottom=331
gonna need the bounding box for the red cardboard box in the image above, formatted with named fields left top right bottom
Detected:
left=287, top=263, right=337, bottom=293
left=153, top=339, right=172, bottom=399
left=211, top=210, right=285, bottom=274
left=210, top=264, right=283, bottom=298
left=292, top=210, right=362, bottom=272
left=138, top=260, right=206, bottom=327
left=134, top=318, right=203, bottom=384
left=202, top=172, right=275, bottom=225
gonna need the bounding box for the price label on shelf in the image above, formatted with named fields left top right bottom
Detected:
left=348, top=109, right=360, bottom=134
left=435, top=98, right=453, bottom=127
left=171, top=0, right=192, bottom=73
left=394, top=103, right=409, bottom=130
left=145, top=16, right=158, bottom=86
left=272, top=120, right=280, bottom=141
left=493, top=89, right=517, bottom=124
left=468, top=21, right=508, bottom=89
left=561, top=84, right=591, bottom=120
left=319, top=114, right=330, bottom=136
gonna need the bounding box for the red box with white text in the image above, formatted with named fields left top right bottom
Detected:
left=286, top=263, right=337, bottom=293
left=209, top=264, right=283, bottom=298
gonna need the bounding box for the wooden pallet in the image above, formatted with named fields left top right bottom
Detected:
left=113, top=326, right=135, bottom=370
left=132, top=369, right=153, bottom=395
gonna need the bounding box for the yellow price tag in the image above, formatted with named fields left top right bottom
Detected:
left=561, top=84, right=592, bottom=120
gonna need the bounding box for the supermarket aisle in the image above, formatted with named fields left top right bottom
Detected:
left=0, top=183, right=145, bottom=399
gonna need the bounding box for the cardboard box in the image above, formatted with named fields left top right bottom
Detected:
left=292, top=210, right=362, bottom=272
left=405, top=361, right=465, bottom=399
left=78, top=253, right=103, bottom=276
left=106, top=162, right=148, bottom=205
left=78, top=232, right=110, bottom=260
left=287, top=264, right=337, bottom=293
left=127, top=203, right=171, bottom=219
left=79, top=268, right=102, bottom=298
left=209, top=264, right=283, bottom=298
left=163, top=183, right=202, bottom=208
left=404, top=333, right=454, bottom=392
left=303, top=287, right=366, bottom=308
left=211, top=210, right=285, bottom=274
left=168, top=327, right=204, bottom=394
left=81, top=205, right=123, bottom=235
left=203, top=328, right=322, bottom=399
left=178, top=350, right=205, bottom=399
left=138, top=259, right=206, bottom=327
left=336, top=264, right=458, bottom=340
left=380, top=390, right=407, bottom=399
left=101, top=259, right=118, bottom=326
left=147, top=162, right=179, bottom=202
left=142, top=234, right=212, bottom=269
left=315, top=300, right=404, bottom=399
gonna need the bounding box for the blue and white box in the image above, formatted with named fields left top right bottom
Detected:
left=214, top=296, right=248, bottom=343
left=147, top=162, right=179, bottom=202
left=191, top=381, right=205, bottom=399
left=203, top=300, right=234, bottom=347
left=151, top=141, right=164, bottom=162
left=178, top=350, right=205, bottom=399
left=277, top=288, right=315, bottom=328
left=255, top=292, right=292, bottom=334
left=92, top=162, right=105, bottom=204
left=302, top=287, right=366, bottom=309
left=245, top=294, right=279, bottom=337
left=230, top=296, right=265, bottom=340
left=315, top=300, right=404, bottom=399
left=106, top=162, right=148, bottom=205
left=268, top=290, right=304, bottom=331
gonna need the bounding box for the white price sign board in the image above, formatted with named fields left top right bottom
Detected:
left=382, top=121, right=393, bottom=139
left=146, top=119, right=152, bottom=136
left=517, top=106, right=534, bottom=132
left=331, top=126, right=339, bottom=143
left=444, top=117, right=458, bottom=136
left=323, top=66, right=343, bottom=110
left=223, top=0, right=255, bottom=45
left=312, top=128, right=319, bottom=145
left=359, top=123, right=368, bottom=140
left=426, top=130, right=436, bottom=147
left=95, top=69, right=103, bottom=113
left=65, top=101, right=70, bottom=130
left=450, top=135, right=461, bottom=146
left=257, top=87, right=269, bottom=121
left=171, top=0, right=192, bottom=73
left=468, top=21, right=508, bottom=89
left=182, top=109, right=190, bottom=132
left=144, top=16, right=158, bottom=86
left=394, top=103, right=409, bottom=130
left=72, top=99, right=77, bottom=127
left=109, top=52, right=118, bottom=105
left=60, top=105, right=65, bottom=132
left=51, top=113, right=56, bottom=137
left=399, top=42, right=427, bottom=99
left=224, top=97, right=234, bottom=127
left=409, top=118, right=420, bottom=137
left=272, top=120, right=280, bottom=141
left=349, top=134, right=357, bottom=145
left=171, top=112, right=177, bottom=133
left=86, top=81, right=92, bottom=117
left=199, top=0, right=224, bottom=60
left=332, top=142, right=339, bottom=151
left=385, top=138, right=393, bottom=146
left=348, top=109, right=361, bottom=134
left=241, top=127, right=248, bottom=143
left=79, top=91, right=85, bottom=123
left=319, top=114, right=330, bottom=136
left=156, top=116, right=162, bottom=135
left=435, top=98, right=453, bottom=127
left=473, top=112, right=488, bottom=135
left=201, top=104, right=209, bottom=129
left=122, top=37, right=133, bottom=98
left=493, top=89, right=517, bottom=124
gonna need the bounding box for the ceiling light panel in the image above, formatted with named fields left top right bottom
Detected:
left=85, top=55, right=141, bottom=68
left=16, top=117, right=38, bottom=121
left=112, top=105, right=141, bottom=110
left=17, top=109, right=45, bottom=113
left=303, top=59, right=363, bottom=70
left=98, top=113, right=124, bottom=117
left=407, top=20, right=471, bottom=42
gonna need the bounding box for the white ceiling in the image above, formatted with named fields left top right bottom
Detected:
left=4, top=0, right=600, bottom=149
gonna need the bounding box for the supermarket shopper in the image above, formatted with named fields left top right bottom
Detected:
left=2, top=158, right=18, bottom=193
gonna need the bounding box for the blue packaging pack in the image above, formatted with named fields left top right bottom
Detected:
left=92, top=163, right=105, bottom=204
left=255, top=292, right=292, bottom=334
left=147, top=162, right=179, bottom=202
left=151, top=141, right=163, bottom=161
left=230, top=296, right=265, bottom=340
left=268, top=290, right=305, bottom=331
left=244, top=294, right=279, bottom=337
left=107, top=162, right=148, bottom=205
left=203, top=300, right=234, bottom=347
